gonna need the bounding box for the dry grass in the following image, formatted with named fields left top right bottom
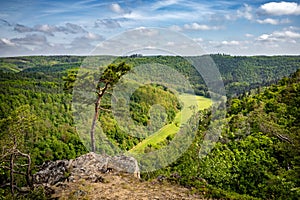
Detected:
left=51, top=172, right=204, bottom=200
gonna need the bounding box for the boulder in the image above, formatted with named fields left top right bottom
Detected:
left=33, top=152, right=140, bottom=186
left=34, top=160, right=69, bottom=185
left=107, top=155, right=140, bottom=178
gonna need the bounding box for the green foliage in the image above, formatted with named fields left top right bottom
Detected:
left=99, top=111, right=141, bottom=151
left=1, top=55, right=300, bottom=199
left=98, top=61, right=131, bottom=86
left=63, top=69, right=78, bottom=94
left=130, top=94, right=211, bottom=154
left=130, top=84, right=180, bottom=125
left=99, top=84, right=181, bottom=151
left=0, top=57, right=87, bottom=197
left=143, top=69, right=300, bottom=199
left=211, top=54, right=300, bottom=97
left=0, top=105, right=37, bottom=151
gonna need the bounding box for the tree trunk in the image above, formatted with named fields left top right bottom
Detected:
left=26, top=154, right=32, bottom=188
left=90, top=83, right=109, bottom=152
left=17, top=151, right=32, bottom=188
left=10, top=154, right=14, bottom=196
left=90, top=96, right=101, bottom=152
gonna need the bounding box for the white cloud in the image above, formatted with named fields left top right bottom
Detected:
left=123, top=10, right=192, bottom=22
left=37, top=24, right=53, bottom=32
left=286, top=26, right=300, bottom=31
left=257, top=18, right=279, bottom=25
left=85, top=32, right=103, bottom=40
left=14, top=23, right=87, bottom=36
left=237, top=4, right=253, bottom=20
left=279, top=30, right=300, bottom=38
left=259, top=2, right=300, bottom=16
left=123, top=12, right=142, bottom=20
left=183, top=23, right=222, bottom=30
left=215, top=4, right=254, bottom=21
left=169, top=25, right=182, bottom=32
left=11, top=34, right=48, bottom=46
left=151, top=0, right=180, bottom=10
left=95, top=19, right=121, bottom=29
left=0, top=31, right=104, bottom=56
left=256, top=18, right=290, bottom=25
left=70, top=32, right=103, bottom=50
left=193, top=38, right=203, bottom=43
left=136, top=27, right=159, bottom=36
left=14, top=24, right=33, bottom=33
left=0, top=39, right=31, bottom=56
left=166, top=41, right=175, bottom=46
left=0, top=38, right=16, bottom=46
left=221, top=40, right=240, bottom=45
left=245, top=33, right=254, bottom=38
left=256, top=29, right=300, bottom=43
left=110, top=3, right=123, bottom=13
left=280, top=18, right=292, bottom=24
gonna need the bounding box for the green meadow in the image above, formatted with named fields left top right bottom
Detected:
left=129, top=94, right=212, bottom=154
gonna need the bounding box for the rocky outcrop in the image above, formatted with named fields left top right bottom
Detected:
left=33, top=152, right=140, bottom=186
left=33, top=160, right=70, bottom=185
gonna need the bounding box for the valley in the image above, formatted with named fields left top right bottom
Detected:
left=130, top=94, right=211, bottom=154
left=0, top=55, right=299, bottom=199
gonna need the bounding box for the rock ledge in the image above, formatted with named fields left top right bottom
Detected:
left=33, top=152, right=140, bottom=186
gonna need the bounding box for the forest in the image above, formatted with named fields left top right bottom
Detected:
left=0, top=55, right=299, bottom=199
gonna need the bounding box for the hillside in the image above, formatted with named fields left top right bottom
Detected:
left=1, top=55, right=300, bottom=97
left=0, top=55, right=300, bottom=199
left=147, top=69, right=300, bottom=199
left=130, top=94, right=211, bottom=154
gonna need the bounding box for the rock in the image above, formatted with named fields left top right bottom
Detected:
left=74, top=189, right=87, bottom=197
left=69, top=152, right=109, bottom=180
left=107, top=155, right=140, bottom=178
left=33, top=152, right=140, bottom=186
left=157, top=175, right=167, bottom=182
left=93, top=174, right=105, bottom=183
left=34, top=160, right=69, bottom=185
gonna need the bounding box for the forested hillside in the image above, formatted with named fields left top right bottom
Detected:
left=2, top=55, right=300, bottom=97
left=211, top=54, right=300, bottom=96
left=147, top=69, right=300, bottom=199
left=0, top=55, right=299, bottom=199
left=0, top=57, right=87, bottom=164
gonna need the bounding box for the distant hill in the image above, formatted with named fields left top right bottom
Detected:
left=211, top=54, right=300, bottom=96
left=1, top=55, right=299, bottom=97
left=0, top=55, right=299, bottom=199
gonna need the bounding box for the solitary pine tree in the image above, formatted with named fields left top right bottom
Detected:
left=90, top=62, right=131, bottom=152
left=64, top=62, right=131, bottom=152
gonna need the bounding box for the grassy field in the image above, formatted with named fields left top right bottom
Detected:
left=129, top=94, right=212, bottom=154
left=0, top=63, right=21, bottom=72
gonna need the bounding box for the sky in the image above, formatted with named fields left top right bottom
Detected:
left=0, top=0, right=300, bottom=56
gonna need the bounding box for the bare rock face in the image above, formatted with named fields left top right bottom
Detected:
left=34, top=160, right=69, bottom=185
left=33, top=152, right=140, bottom=186
left=107, top=155, right=140, bottom=177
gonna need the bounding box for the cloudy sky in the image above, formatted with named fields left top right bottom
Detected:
left=0, top=0, right=300, bottom=56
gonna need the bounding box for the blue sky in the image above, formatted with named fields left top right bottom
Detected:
left=0, top=0, right=300, bottom=56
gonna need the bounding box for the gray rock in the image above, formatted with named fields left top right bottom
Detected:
left=34, top=160, right=69, bottom=185
left=107, top=155, right=140, bottom=178
left=33, top=152, right=140, bottom=186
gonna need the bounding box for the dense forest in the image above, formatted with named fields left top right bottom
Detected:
left=147, top=69, right=300, bottom=199
left=0, top=55, right=299, bottom=199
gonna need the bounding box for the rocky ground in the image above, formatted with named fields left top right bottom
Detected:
left=51, top=172, right=203, bottom=200
left=33, top=152, right=204, bottom=199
